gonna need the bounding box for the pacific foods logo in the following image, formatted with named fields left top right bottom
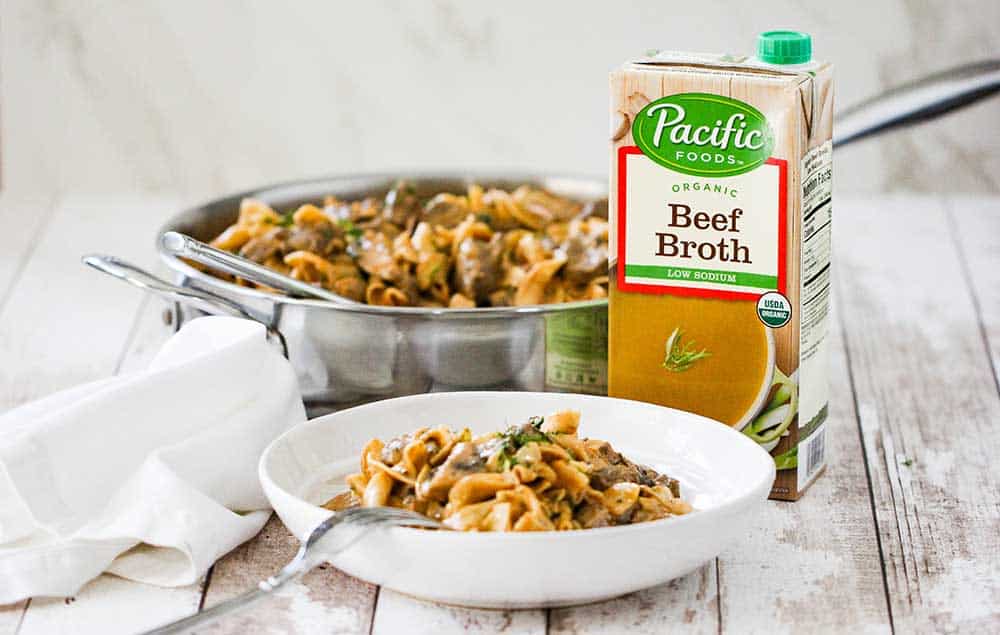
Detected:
left=632, top=93, right=774, bottom=177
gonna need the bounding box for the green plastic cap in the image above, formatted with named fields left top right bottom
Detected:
left=757, top=31, right=812, bottom=65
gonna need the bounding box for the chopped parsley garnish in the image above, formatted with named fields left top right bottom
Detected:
left=426, top=260, right=443, bottom=280
left=337, top=219, right=363, bottom=241
left=476, top=213, right=493, bottom=225
left=513, top=431, right=550, bottom=445
left=497, top=453, right=518, bottom=471
left=264, top=212, right=295, bottom=227
left=493, top=418, right=551, bottom=470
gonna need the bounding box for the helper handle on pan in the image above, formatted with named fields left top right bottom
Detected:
left=160, top=232, right=354, bottom=305
left=835, top=59, right=1000, bottom=148
left=82, top=254, right=288, bottom=356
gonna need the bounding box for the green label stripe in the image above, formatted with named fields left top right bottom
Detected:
left=625, top=264, right=777, bottom=289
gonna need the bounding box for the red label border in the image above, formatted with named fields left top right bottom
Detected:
left=615, top=145, right=788, bottom=301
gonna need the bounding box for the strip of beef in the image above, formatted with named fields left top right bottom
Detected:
left=576, top=199, right=609, bottom=220
left=575, top=491, right=613, bottom=529
left=286, top=224, right=342, bottom=256
left=239, top=227, right=289, bottom=263
left=585, top=439, right=681, bottom=497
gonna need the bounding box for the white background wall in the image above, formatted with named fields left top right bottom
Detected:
left=3, top=0, right=998, bottom=202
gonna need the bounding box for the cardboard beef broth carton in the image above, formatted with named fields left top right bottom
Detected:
left=608, top=32, right=833, bottom=500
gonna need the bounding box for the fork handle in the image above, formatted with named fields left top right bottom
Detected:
left=143, top=554, right=322, bottom=635
left=142, top=510, right=442, bottom=633
left=145, top=588, right=269, bottom=635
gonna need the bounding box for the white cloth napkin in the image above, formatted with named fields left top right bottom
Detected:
left=0, top=316, right=305, bottom=603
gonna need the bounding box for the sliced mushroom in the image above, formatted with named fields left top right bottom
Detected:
left=419, top=442, right=485, bottom=502
left=513, top=186, right=582, bottom=223
left=563, top=226, right=609, bottom=285
left=355, top=234, right=402, bottom=282
left=452, top=234, right=503, bottom=305
left=383, top=180, right=422, bottom=227
left=423, top=193, right=470, bottom=228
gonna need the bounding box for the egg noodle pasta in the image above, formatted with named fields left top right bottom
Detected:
left=206, top=182, right=609, bottom=308
left=325, top=410, right=691, bottom=531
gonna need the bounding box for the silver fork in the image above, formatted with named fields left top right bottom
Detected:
left=143, top=507, right=445, bottom=634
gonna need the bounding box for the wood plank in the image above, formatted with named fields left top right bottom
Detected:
left=115, top=296, right=173, bottom=375
left=0, top=194, right=56, bottom=311
left=0, top=196, right=208, bottom=634
left=200, top=515, right=378, bottom=635
left=549, top=563, right=718, bottom=635
left=948, top=197, right=1000, bottom=387
left=0, top=196, right=173, bottom=407
left=718, top=317, right=891, bottom=634
left=838, top=196, right=1000, bottom=632
left=0, top=197, right=55, bottom=633
left=371, top=590, right=545, bottom=635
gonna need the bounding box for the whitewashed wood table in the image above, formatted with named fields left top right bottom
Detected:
left=1, top=195, right=998, bottom=634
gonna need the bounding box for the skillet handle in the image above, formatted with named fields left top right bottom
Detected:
left=160, top=232, right=353, bottom=305
left=835, top=59, right=1000, bottom=148
left=82, top=254, right=288, bottom=357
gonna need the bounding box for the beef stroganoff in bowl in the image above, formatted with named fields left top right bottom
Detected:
left=259, top=392, right=775, bottom=608
left=327, top=409, right=692, bottom=532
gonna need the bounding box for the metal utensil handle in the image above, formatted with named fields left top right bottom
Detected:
left=83, top=254, right=262, bottom=321
left=160, top=232, right=353, bottom=305
left=835, top=59, right=1000, bottom=148
left=141, top=550, right=323, bottom=635
left=142, top=507, right=443, bottom=635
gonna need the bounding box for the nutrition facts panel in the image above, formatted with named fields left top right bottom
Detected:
left=800, top=141, right=832, bottom=361
left=797, top=140, right=832, bottom=487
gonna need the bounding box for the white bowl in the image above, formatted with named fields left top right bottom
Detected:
left=259, top=392, right=775, bottom=608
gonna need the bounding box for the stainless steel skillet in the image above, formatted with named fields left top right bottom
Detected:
left=148, top=174, right=608, bottom=411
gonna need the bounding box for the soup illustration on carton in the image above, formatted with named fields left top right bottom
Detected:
left=608, top=32, right=833, bottom=500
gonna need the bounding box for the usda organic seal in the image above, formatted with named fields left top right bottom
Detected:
left=756, top=291, right=791, bottom=328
